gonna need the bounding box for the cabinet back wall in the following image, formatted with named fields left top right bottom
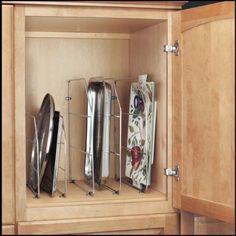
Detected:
left=25, top=38, right=129, bottom=180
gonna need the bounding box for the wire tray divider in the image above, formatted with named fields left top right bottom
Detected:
left=66, top=77, right=122, bottom=196
left=26, top=113, right=68, bottom=198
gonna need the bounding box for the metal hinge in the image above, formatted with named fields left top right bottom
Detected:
left=164, top=40, right=179, bottom=56
left=164, top=165, right=179, bottom=181
left=65, top=96, right=72, bottom=101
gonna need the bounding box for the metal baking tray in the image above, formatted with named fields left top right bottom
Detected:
left=84, top=81, right=112, bottom=185
left=29, top=94, right=55, bottom=192
left=41, top=111, right=62, bottom=195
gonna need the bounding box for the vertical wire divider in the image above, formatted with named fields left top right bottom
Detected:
left=33, top=115, right=41, bottom=198
left=115, top=80, right=122, bottom=194
left=135, top=80, right=149, bottom=193
left=26, top=114, right=41, bottom=198
left=66, top=78, right=89, bottom=183
left=114, top=78, right=151, bottom=193
left=56, top=115, right=68, bottom=198
left=90, top=151, right=95, bottom=196
left=66, top=78, right=95, bottom=197
left=66, top=80, right=72, bottom=183
left=145, top=110, right=149, bottom=192
left=113, top=83, right=119, bottom=186
left=25, top=114, right=40, bottom=198
left=110, top=79, right=135, bottom=193
left=101, top=78, right=122, bottom=195
left=63, top=118, right=68, bottom=197
left=120, top=112, right=149, bottom=193
left=110, top=79, right=136, bottom=193
left=66, top=77, right=123, bottom=197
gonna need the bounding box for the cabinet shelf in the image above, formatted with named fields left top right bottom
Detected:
left=26, top=179, right=166, bottom=207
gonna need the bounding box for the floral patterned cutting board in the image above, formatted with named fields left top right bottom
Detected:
left=125, top=75, right=156, bottom=191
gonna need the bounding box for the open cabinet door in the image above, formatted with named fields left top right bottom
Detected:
left=172, top=2, right=235, bottom=224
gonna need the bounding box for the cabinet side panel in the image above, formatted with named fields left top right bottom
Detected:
left=129, top=22, right=168, bottom=194
left=2, top=5, right=15, bottom=224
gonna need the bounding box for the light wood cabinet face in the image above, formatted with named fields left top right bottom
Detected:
left=2, top=5, right=15, bottom=225
left=2, top=1, right=235, bottom=233
left=2, top=225, right=15, bottom=235
left=174, top=1, right=235, bottom=224
left=17, top=213, right=179, bottom=235
left=194, top=216, right=235, bottom=235
left=13, top=3, right=175, bottom=223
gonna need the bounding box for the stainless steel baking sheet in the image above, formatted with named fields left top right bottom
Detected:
left=41, top=111, right=62, bottom=195
left=84, top=81, right=112, bottom=185
left=29, top=93, right=55, bottom=192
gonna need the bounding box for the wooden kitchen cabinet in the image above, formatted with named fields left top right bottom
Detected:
left=2, top=1, right=234, bottom=235
left=2, top=4, right=16, bottom=235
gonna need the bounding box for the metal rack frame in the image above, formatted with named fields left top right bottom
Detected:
left=27, top=114, right=68, bottom=198
left=26, top=76, right=155, bottom=199
left=121, top=111, right=150, bottom=193
left=115, top=78, right=153, bottom=193
left=66, top=77, right=122, bottom=196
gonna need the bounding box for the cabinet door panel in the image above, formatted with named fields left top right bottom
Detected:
left=175, top=2, right=235, bottom=223
left=2, top=5, right=15, bottom=224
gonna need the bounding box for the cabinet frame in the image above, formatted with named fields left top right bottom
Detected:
left=4, top=1, right=234, bottom=233
left=2, top=4, right=15, bottom=225
left=17, top=213, right=179, bottom=235
left=14, top=4, right=177, bottom=222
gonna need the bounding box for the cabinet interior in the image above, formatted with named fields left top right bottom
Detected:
left=25, top=15, right=168, bottom=205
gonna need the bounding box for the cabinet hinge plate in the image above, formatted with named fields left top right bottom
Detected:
left=164, top=40, right=179, bottom=56
left=164, top=165, right=179, bottom=181
left=65, top=96, right=72, bottom=100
